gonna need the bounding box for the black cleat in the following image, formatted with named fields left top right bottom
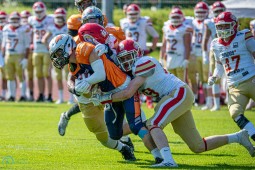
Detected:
left=155, top=157, right=164, bottom=164
left=36, top=95, right=44, bottom=102
left=7, top=96, right=15, bottom=102
left=19, top=96, right=27, bottom=102
left=120, top=137, right=135, bottom=152
left=119, top=145, right=136, bottom=161
left=251, top=134, right=255, bottom=142
left=46, top=97, right=53, bottom=103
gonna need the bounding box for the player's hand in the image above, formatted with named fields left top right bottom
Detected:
left=208, top=76, right=217, bottom=86
left=95, top=43, right=108, bottom=57
left=20, top=58, right=28, bottom=69
left=89, top=93, right=112, bottom=106
left=182, top=59, right=189, bottom=68
left=75, top=74, right=91, bottom=95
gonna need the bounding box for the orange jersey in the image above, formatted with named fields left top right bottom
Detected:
left=70, top=41, right=127, bottom=92
left=106, top=26, right=126, bottom=42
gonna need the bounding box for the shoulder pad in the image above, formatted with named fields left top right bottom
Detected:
left=67, top=14, right=82, bottom=31
left=76, top=42, right=95, bottom=64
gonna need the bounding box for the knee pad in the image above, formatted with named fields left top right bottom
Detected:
left=188, top=138, right=206, bottom=153
left=234, top=114, right=250, bottom=129
left=129, top=121, right=144, bottom=135
left=229, top=103, right=244, bottom=119
left=137, top=128, right=149, bottom=139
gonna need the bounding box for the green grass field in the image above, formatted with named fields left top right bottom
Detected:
left=0, top=102, right=255, bottom=169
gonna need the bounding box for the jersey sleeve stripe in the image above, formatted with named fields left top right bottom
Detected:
left=245, top=31, right=253, bottom=40
left=135, top=64, right=156, bottom=74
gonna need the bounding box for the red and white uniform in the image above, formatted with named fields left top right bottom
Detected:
left=48, top=24, right=68, bottom=41
left=28, top=15, right=54, bottom=53
left=120, top=17, right=158, bottom=51
left=211, top=29, right=255, bottom=87
left=2, top=25, right=30, bottom=55
left=132, top=56, right=185, bottom=99
left=191, top=19, right=206, bottom=57
left=250, top=20, right=255, bottom=32
left=163, top=23, right=191, bottom=69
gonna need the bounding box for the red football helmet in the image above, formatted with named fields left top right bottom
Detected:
left=126, top=4, right=140, bottom=23
left=20, top=10, right=31, bottom=25
left=0, top=11, right=7, bottom=27
left=8, top=11, right=20, bottom=28
left=116, top=39, right=143, bottom=72
left=194, top=1, right=209, bottom=21
left=54, top=8, right=67, bottom=26
left=78, top=23, right=109, bottom=45
left=215, top=12, right=238, bottom=39
left=75, top=0, right=97, bottom=13
left=212, top=1, right=226, bottom=18
left=33, top=1, right=46, bottom=20
left=169, top=8, right=184, bottom=26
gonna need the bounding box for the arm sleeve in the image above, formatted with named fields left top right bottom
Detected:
left=212, top=60, right=224, bottom=78
left=84, top=59, right=106, bottom=85
left=246, top=37, right=255, bottom=53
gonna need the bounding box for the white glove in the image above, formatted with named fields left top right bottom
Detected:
left=95, top=43, right=108, bottom=57
left=89, top=93, right=112, bottom=106
left=74, top=74, right=92, bottom=95
left=20, top=58, right=28, bottom=69
left=182, top=59, right=189, bottom=68
left=0, top=53, right=4, bottom=68
left=208, top=76, right=217, bottom=86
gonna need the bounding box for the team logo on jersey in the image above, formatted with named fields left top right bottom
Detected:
left=100, top=29, right=107, bottom=37
left=233, top=42, right=238, bottom=48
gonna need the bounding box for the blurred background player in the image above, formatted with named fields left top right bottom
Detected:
left=20, top=10, right=33, bottom=101
left=0, top=11, right=7, bottom=101
left=208, top=12, right=255, bottom=141
left=41, top=8, right=72, bottom=104
left=161, top=8, right=192, bottom=82
left=28, top=1, right=54, bottom=102
left=120, top=3, right=159, bottom=109
left=202, top=1, right=226, bottom=111
left=2, top=12, right=30, bottom=101
left=189, top=1, right=212, bottom=108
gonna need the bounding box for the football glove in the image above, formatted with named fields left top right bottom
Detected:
left=95, top=43, right=108, bottom=57
left=208, top=76, right=217, bottom=86
left=20, top=58, right=28, bottom=69
left=89, top=93, right=112, bottom=106
left=74, top=74, right=92, bottom=95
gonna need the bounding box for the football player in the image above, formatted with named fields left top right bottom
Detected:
left=208, top=12, right=255, bottom=142
left=120, top=3, right=159, bottom=109
left=20, top=10, right=33, bottom=101
left=189, top=2, right=212, bottom=108
left=161, top=8, right=192, bottom=82
left=28, top=1, right=54, bottom=102
left=2, top=12, right=30, bottom=101
left=42, top=8, right=69, bottom=104
left=90, top=39, right=255, bottom=167
left=202, top=1, right=226, bottom=111
left=0, top=11, right=7, bottom=101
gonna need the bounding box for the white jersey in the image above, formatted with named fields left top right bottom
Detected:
left=191, top=19, right=205, bottom=57
left=2, top=25, right=30, bottom=55
left=204, top=18, right=216, bottom=39
left=120, top=17, right=159, bottom=50
left=162, top=23, right=192, bottom=69
left=211, top=29, right=255, bottom=86
left=132, top=56, right=185, bottom=99
left=47, top=24, right=68, bottom=41
left=0, top=26, right=3, bottom=52
left=28, top=15, right=54, bottom=53
left=183, top=16, right=194, bottom=28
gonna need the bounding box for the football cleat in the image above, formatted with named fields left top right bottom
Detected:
left=55, top=99, right=64, bottom=104
left=58, top=112, right=69, bottom=136
left=46, top=96, right=53, bottom=103
left=36, top=95, right=44, bottom=102
left=237, top=130, right=255, bottom=157
left=119, top=145, right=136, bottom=161
left=151, top=161, right=178, bottom=168
left=19, top=96, right=27, bottom=102
left=120, top=137, right=135, bottom=152
left=210, top=106, right=220, bottom=112
left=7, top=96, right=15, bottom=102
left=201, top=104, right=213, bottom=111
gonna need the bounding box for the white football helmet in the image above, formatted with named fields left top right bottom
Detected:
left=169, top=8, right=184, bottom=26
left=75, top=0, right=97, bottom=13
left=0, top=11, right=7, bottom=27
left=20, top=10, right=31, bottom=25
left=54, top=8, right=67, bottom=26
left=33, top=1, right=46, bottom=20
left=194, top=2, right=209, bottom=21
left=49, top=34, right=76, bottom=69
left=8, top=12, right=20, bottom=28
left=126, top=4, right=141, bottom=23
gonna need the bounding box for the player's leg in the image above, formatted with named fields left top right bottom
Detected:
left=5, top=54, right=16, bottom=101
left=202, top=61, right=213, bottom=110
left=187, top=56, right=198, bottom=105
left=33, top=53, right=45, bottom=102
left=0, top=67, right=7, bottom=100
left=54, top=67, right=64, bottom=104
left=27, top=52, right=34, bottom=101
left=43, top=53, right=53, bottom=102
left=15, top=54, right=27, bottom=101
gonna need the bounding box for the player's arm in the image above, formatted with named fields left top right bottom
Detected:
left=250, top=22, right=255, bottom=37
left=245, top=31, right=255, bottom=59
left=1, top=32, right=6, bottom=57
left=202, top=24, right=211, bottom=61
left=160, top=34, right=166, bottom=66
left=184, top=27, right=193, bottom=61
left=84, top=49, right=106, bottom=84
left=208, top=49, right=224, bottom=86
left=146, top=19, right=159, bottom=51
left=41, top=31, right=52, bottom=46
